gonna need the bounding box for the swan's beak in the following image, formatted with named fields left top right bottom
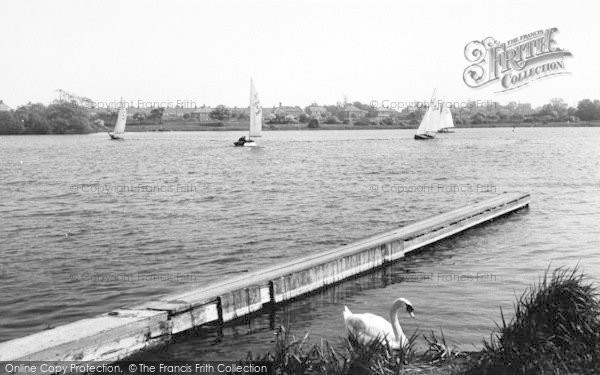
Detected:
left=409, top=311, right=415, bottom=319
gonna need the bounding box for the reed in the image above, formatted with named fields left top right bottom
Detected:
left=466, top=266, right=600, bottom=374
left=423, top=329, right=461, bottom=365
left=241, top=325, right=419, bottom=375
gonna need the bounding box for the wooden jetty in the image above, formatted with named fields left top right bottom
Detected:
left=0, top=192, right=530, bottom=362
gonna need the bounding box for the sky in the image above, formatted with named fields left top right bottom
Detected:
left=1, top=0, right=598, bottom=109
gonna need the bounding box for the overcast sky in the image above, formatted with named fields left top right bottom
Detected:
left=1, top=0, right=597, bottom=109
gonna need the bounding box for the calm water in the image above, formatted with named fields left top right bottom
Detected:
left=1, top=128, right=599, bottom=358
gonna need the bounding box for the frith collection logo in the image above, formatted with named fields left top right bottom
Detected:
left=463, top=27, right=572, bottom=92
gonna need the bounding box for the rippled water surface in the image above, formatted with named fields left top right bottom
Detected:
left=1, top=128, right=599, bottom=358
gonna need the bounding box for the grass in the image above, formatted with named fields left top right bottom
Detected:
left=465, top=266, right=600, bottom=374
left=239, top=325, right=420, bottom=374
left=423, top=329, right=461, bottom=365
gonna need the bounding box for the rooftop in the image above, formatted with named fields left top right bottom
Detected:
left=192, top=107, right=213, bottom=114
left=344, top=105, right=367, bottom=112
left=0, top=100, right=11, bottom=111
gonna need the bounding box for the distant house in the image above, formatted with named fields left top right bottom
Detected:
left=273, top=103, right=304, bottom=118
left=163, top=106, right=197, bottom=119
left=377, top=109, right=397, bottom=120
left=344, top=105, right=367, bottom=119
left=308, top=106, right=327, bottom=118
left=191, top=106, right=213, bottom=122
left=126, top=107, right=151, bottom=119
left=230, top=106, right=250, bottom=118
left=263, top=107, right=275, bottom=117
left=0, top=100, right=11, bottom=112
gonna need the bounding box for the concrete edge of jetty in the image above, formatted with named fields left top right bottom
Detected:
left=0, top=192, right=530, bottom=363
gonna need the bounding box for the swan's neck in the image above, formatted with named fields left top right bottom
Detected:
left=390, top=302, right=407, bottom=347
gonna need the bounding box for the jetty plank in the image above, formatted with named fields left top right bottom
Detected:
left=0, top=309, right=169, bottom=362
left=0, top=192, right=529, bottom=361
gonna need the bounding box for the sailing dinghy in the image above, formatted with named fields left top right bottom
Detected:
left=108, top=105, right=127, bottom=140
left=234, top=80, right=262, bottom=147
left=414, top=90, right=439, bottom=140
left=437, top=102, right=455, bottom=133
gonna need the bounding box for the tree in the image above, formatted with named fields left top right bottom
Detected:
left=149, top=107, right=165, bottom=124
left=352, top=101, right=378, bottom=118
left=46, top=102, right=92, bottom=133
left=274, top=113, right=287, bottom=124
left=325, top=105, right=343, bottom=119
left=470, top=112, right=486, bottom=124
left=0, top=111, right=24, bottom=134
left=537, top=98, right=568, bottom=121
left=307, top=118, right=319, bottom=128
left=382, top=117, right=395, bottom=126
left=497, top=109, right=510, bottom=121
left=510, top=113, right=524, bottom=123
left=266, top=113, right=277, bottom=123
left=324, top=116, right=342, bottom=124
left=575, top=99, right=600, bottom=121
left=93, top=119, right=105, bottom=128
left=284, top=114, right=298, bottom=124
left=407, top=111, right=421, bottom=122
left=209, top=105, right=231, bottom=121
left=550, top=97, right=567, bottom=110
left=15, top=103, right=50, bottom=134
left=298, top=113, right=309, bottom=123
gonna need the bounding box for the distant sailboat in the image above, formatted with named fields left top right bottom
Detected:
left=414, top=90, right=439, bottom=140
left=234, top=80, right=262, bottom=147
left=108, top=104, right=127, bottom=140
left=437, top=102, right=455, bottom=133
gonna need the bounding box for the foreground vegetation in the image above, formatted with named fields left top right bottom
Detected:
left=467, top=267, right=600, bottom=374
left=237, top=267, right=599, bottom=374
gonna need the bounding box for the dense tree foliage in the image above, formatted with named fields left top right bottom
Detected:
left=0, top=102, right=104, bottom=135
left=209, top=105, right=231, bottom=121
left=149, top=107, right=165, bottom=124
left=575, top=99, right=600, bottom=121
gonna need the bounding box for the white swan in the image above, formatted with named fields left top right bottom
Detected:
left=343, top=298, right=415, bottom=349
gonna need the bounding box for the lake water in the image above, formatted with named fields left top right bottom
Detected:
left=1, top=128, right=599, bottom=359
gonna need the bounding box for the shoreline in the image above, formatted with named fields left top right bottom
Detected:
left=2, top=121, right=600, bottom=135
left=124, top=120, right=600, bottom=132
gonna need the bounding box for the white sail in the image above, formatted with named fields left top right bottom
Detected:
left=441, top=104, right=455, bottom=129
left=248, top=80, right=262, bottom=138
left=113, top=106, right=127, bottom=135
left=416, top=105, right=432, bottom=135
left=427, top=104, right=442, bottom=132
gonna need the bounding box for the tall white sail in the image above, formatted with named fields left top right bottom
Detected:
left=248, top=80, right=262, bottom=138
left=113, top=106, right=127, bottom=135
left=425, top=89, right=439, bottom=133
left=441, top=103, right=455, bottom=129
left=427, top=104, right=442, bottom=132
left=416, top=105, right=432, bottom=135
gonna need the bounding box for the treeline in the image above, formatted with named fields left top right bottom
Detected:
left=305, top=98, right=600, bottom=126
left=207, top=105, right=249, bottom=121
left=466, top=98, right=600, bottom=125
left=570, top=99, right=600, bottom=121
left=2, top=98, right=600, bottom=135
left=0, top=102, right=107, bottom=135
